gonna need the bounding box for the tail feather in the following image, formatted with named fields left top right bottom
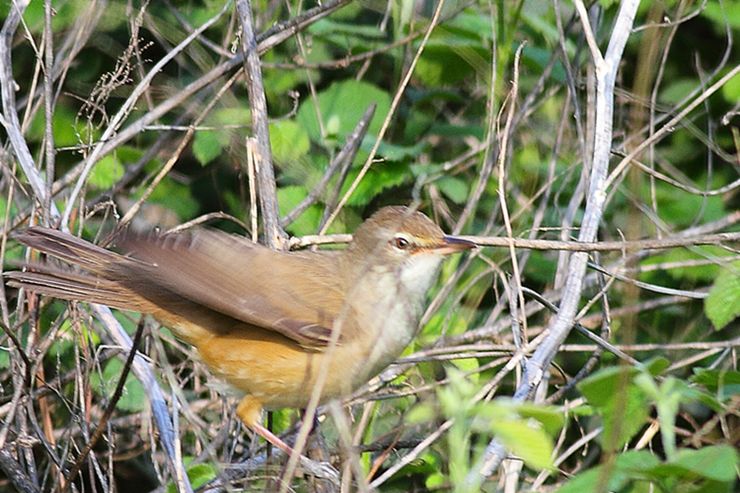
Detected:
left=7, top=227, right=155, bottom=312
left=11, top=227, right=123, bottom=274
left=5, top=267, right=146, bottom=311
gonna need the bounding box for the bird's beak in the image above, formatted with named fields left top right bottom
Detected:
left=433, top=235, right=477, bottom=255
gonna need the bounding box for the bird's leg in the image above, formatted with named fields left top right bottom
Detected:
left=237, top=396, right=294, bottom=455
left=237, top=396, right=340, bottom=483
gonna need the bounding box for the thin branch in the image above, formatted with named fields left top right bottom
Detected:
left=606, top=63, right=740, bottom=191
left=62, top=319, right=146, bottom=490
left=282, top=104, right=377, bottom=227
left=47, top=0, right=349, bottom=199
left=0, top=0, right=48, bottom=206
left=288, top=231, right=740, bottom=252
left=60, top=2, right=231, bottom=230
left=235, top=0, right=286, bottom=250
left=320, top=0, right=447, bottom=232
left=472, top=0, right=641, bottom=480
left=0, top=448, right=39, bottom=493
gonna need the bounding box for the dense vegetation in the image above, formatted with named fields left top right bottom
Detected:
left=0, top=1, right=737, bottom=492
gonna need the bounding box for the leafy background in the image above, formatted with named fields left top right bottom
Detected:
left=0, top=1, right=738, bottom=492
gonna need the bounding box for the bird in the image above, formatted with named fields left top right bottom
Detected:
left=6, top=206, right=475, bottom=453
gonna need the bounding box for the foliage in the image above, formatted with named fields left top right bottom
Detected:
left=0, top=1, right=737, bottom=492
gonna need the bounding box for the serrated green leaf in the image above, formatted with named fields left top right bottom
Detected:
left=704, top=262, right=740, bottom=329
left=366, top=138, right=426, bottom=161
left=341, top=162, right=412, bottom=207
left=296, top=80, right=391, bottom=144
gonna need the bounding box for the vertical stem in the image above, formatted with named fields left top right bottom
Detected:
left=235, top=0, right=287, bottom=250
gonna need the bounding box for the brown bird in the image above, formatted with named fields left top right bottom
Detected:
left=7, top=206, right=474, bottom=452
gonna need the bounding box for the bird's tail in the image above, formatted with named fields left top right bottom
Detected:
left=6, top=227, right=147, bottom=311
left=11, top=227, right=122, bottom=273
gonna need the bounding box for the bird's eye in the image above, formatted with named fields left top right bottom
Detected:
left=392, top=236, right=410, bottom=250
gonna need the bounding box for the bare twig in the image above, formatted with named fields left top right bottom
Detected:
left=236, top=0, right=287, bottom=250
left=282, top=104, right=376, bottom=227
left=0, top=448, right=39, bottom=493
left=288, top=231, right=740, bottom=251
left=62, top=319, right=146, bottom=490
left=60, top=2, right=230, bottom=230
left=320, top=0, right=447, bottom=232
left=471, top=0, right=642, bottom=481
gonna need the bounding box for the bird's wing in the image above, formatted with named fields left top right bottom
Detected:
left=113, top=229, right=347, bottom=349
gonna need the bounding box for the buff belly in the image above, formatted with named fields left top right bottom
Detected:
left=194, top=325, right=375, bottom=409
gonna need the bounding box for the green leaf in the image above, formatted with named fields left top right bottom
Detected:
left=90, top=358, right=147, bottom=412
left=425, top=472, right=446, bottom=490
left=270, top=120, right=310, bottom=165
left=507, top=402, right=565, bottom=437
left=600, top=386, right=649, bottom=451
left=578, top=366, right=640, bottom=406
left=277, top=185, right=321, bottom=236
left=701, top=2, right=740, bottom=31
left=309, top=18, right=386, bottom=39
left=166, top=460, right=218, bottom=493
left=644, top=357, right=671, bottom=376
left=704, top=261, right=740, bottom=330
left=436, top=176, right=469, bottom=204
left=555, top=451, right=660, bottom=493
left=186, top=463, right=218, bottom=489
left=368, top=138, right=427, bottom=161
left=491, top=418, right=555, bottom=470
left=296, top=80, right=391, bottom=144
left=88, top=155, right=125, bottom=190
left=720, top=69, right=740, bottom=102
left=341, top=162, right=412, bottom=207
left=639, top=246, right=725, bottom=283
left=654, top=182, right=726, bottom=226
left=578, top=367, right=650, bottom=451
left=145, top=179, right=199, bottom=221
left=449, top=356, right=479, bottom=384
left=27, top=105, right=85, bottom=147
left=691, top=368, right=740, bottom=401
left=405, top=402, right=436, bottom=424
left=193, top=130, right=224, bottom=166
left=650, top=445, right=739, bottom=483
